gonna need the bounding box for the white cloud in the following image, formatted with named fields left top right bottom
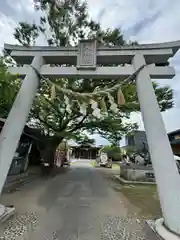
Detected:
left=6, top=0, right=34, bottom=14
left=0, top=13, right=17, bottom=48
left=91, top=134, right=109, bottom=146
left=131, top=3, right=180, bottom=43
left=88, top=0, right=177, bottom=33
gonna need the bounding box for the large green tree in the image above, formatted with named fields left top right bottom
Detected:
left=4, top=0, right=173, bottom=162
left=0, top=58, right=21, bottom=118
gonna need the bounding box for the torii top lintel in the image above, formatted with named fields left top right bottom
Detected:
left=4, top=40, right=180, bottom=66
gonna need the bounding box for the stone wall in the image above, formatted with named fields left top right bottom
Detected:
left=120, top=164, right=155, bottom=182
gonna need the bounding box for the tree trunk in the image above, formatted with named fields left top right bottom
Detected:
left=40, top=136, right=62, bottom=168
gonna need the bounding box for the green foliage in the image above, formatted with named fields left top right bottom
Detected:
left=73, top=134, right=95, bottom=146
left=101, top=145, right=121, bottom=161
left=0, top=58, right=21, bottom=118
left=153, top=82, right=173, bottom=111
left=14, top=22, right=39, bottom=46
left=123, top=146, right=137, bottom=155
left=5, top=0, right=173, bottom=146
left=86, top=112, right=139, bottom=145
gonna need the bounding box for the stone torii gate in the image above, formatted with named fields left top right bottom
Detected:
left=1, top=40, right=180, bottom=238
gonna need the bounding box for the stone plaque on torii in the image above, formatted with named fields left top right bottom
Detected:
left=77, top=40, right=96, bottom=69
left=1, top=40, right=180, bottom=239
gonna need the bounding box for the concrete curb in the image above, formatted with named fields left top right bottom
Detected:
left=0, top=206, right=15, bottom=223
left=145, top=220, right=162, bottom=239
left=112, top=175, right=156, bottom=186
left=145, top=219, right=180, bottom=240
left=155, top=218, right=180, bottom=240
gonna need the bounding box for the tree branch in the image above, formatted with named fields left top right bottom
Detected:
left=68, top=114, right=88, bottom=133
left=42, top=95, right=63, bottom=117
left=42, top=95, right=69, bottom=128
left=36, top=113, right=60, bottom=133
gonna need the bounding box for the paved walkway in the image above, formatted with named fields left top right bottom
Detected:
left=0, top=161, right=152, bottom=239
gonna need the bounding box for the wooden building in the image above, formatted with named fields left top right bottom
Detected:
left=168, top=129, right=180, bottom=156
left=0, top=118, right=43, bottom=174
left=71, top=144, right=101, bottom=160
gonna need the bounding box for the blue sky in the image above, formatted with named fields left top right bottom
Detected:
left=0, top=0, right=180, bottom=146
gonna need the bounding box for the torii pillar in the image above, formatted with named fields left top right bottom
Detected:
left=0, top=55, right=44, bottom=221
left=133, top=53, right=180, bottom=238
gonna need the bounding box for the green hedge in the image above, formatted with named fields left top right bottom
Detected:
left=101, top=146, right=121, bottom=161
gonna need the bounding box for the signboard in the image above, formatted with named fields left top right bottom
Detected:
left=77, top=40, right=96, bottom=69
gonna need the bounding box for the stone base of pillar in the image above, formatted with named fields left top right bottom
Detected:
left=0, top=204, right=15, bottom=222
left=146, top=218, right=180, bottom=240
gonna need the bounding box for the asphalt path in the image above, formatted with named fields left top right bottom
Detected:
left=0, top=161, right=151, bottom=239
